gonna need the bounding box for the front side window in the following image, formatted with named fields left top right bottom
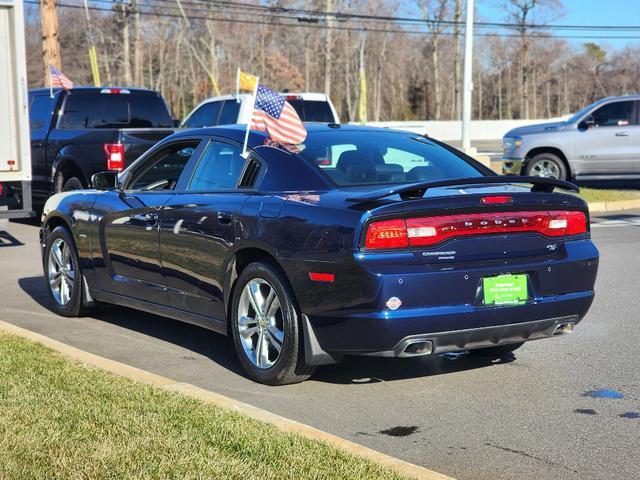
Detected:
left=184, top=102, right=223, bottom=128
left=129, top=142, right=198, bottom=191
left=298, top=131, right=483, bottom=186
left=188, top=142, right=244, bottom=190
left=590, top=101, right=634, bottom=127
left=218, top=100, right=241, bottom=125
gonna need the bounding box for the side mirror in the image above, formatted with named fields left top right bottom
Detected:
left=579, top=116, right=595, bottom=130
left=91, top=171, right=120, bottom=190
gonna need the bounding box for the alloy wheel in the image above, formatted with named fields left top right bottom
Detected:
left=529, top=159, right=561, bottom=179
left=237, top=278, right=285, bottom=369
left=47, top=238, right=75, bottom=306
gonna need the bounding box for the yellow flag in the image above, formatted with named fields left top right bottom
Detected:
left=239, top=70, right=258, bottom=92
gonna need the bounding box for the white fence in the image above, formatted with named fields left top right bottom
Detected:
left=360, top=117, right=567, bottom=141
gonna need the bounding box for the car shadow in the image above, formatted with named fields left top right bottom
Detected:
left=19, top=274, right=517, bottom=385
left=18, top=276, right=246, bottom=378
left=0, top=231, right=25, bottom=247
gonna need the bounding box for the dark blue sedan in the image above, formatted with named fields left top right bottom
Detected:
left=40, top=124, right=599, bottom=385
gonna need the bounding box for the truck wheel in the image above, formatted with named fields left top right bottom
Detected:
left=43, top=226, right=93, bottom=317
left=54, top=174, right=84, bottom=193
left=468, top=342, right=524, bottom=358
left=230, top=262, right=315, bottom=385
left=525, top=153, right=567, bottom=181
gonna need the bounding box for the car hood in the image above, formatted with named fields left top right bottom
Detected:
left=505, top=121, right=569, bottom=137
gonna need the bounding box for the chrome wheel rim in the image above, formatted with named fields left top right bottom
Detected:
left=530, top=159, right=561, bottom=179
left=47, top=238, right=75, bottom=306
left=237, top=278, right=285, bottom=369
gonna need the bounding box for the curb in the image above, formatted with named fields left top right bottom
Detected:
left=0, top=320, right=455, bottom=480
left=587, top=199, right=640, bottom=213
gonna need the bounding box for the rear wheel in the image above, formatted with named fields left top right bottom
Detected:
left=525, top=153, right=567, bottom=181
left=468, top=342, right=524, bottom=357
left=43, top=226, right=92, bottom=317
left=230, top=262, right=314, bottom=385
left=54, top=173, right=84, bottom=193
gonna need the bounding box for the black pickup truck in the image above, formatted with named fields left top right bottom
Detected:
left=26, top=87, right=174, bottom=206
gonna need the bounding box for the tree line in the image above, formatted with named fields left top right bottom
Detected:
left=26, top=0, right=640, bottom=122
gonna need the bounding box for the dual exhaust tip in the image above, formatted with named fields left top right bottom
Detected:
left=399, top=321, right=576, bottom=357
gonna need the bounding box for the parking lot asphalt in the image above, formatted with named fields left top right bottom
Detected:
left=1, top=214, right=638, bottom=480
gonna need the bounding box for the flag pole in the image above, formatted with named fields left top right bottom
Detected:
left=48, top=65, right=53, bottom=99
left=241, top=76, right=259, bottom=159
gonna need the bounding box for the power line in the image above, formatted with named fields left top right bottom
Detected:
left=24, top=1, right=640, bottom=40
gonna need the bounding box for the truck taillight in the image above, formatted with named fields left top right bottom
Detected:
left=104, top=144, right=125, bottom=171
left=364, top=211, right=587, bottom=250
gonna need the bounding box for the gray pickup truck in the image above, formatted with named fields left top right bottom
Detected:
left=502, top=95, right=640, bottom=181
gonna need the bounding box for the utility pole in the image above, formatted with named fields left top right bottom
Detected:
left=121, top=2, right=132, bottom=85
left=461, top=0, right=474, bottom=153
left=133, top=0, right=141, bottom=85
left=40, top=0, right=61, bottom=86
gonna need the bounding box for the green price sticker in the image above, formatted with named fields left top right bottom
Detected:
left=483, top=274, right=528, bottom=306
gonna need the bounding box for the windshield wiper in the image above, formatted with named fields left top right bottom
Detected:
left=345, top=176, right=579, bottom=204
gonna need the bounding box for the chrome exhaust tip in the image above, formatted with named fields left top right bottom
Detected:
left=553, top=322, right=576, bottom=336
left=401, top=340, right=434, bottom=357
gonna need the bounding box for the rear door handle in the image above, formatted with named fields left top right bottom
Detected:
left=615, top=131, right=630, bottom=137
left=132, top=212, right=158, bottom=225
left=217, top=211, right=233, bottom=224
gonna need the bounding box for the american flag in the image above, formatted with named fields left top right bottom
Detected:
left=49, top=64, right=74, bottom=90
left=250, top=84, right=307, bottom=145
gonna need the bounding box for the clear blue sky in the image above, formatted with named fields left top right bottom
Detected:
left=476, top=0, right=640, bottom=49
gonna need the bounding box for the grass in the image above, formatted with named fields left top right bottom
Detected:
left=576, top=187, right=640, bottom=203
left=0, top=333, right=407, bottom=480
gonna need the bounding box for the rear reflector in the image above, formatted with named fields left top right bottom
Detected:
left=104, top=143, right=125, bottom=171
left=309, top=272, right=335, bottom=282
left=365, top=211, right=587, bottom=250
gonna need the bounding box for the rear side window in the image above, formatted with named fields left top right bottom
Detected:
left=189, top=142, right=244, bottom=190
left=29, top=95, right=55, bottom=132
left=288, top=100, right=335, bottom=123
left=184, top=101, right=223, bottom=128
left=218, top=100, right=241, bottom=125
left=59, top=93, right=172, bottom=129
left=299, top=131, right=483, bottom=186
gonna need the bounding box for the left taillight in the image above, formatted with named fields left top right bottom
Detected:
left=364, top=210, right=588, bottom=250
left=104, top=143, right=125, bottom=171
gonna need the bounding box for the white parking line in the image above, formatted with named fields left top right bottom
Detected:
left=591, top=219, right=640, bottom=228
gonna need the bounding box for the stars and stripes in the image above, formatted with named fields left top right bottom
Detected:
left=48, top=64, right=73, bottom=90
left=250, top=84, right=307, bottom=145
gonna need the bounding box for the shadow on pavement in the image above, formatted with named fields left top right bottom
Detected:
left=0, top=231, right=24, bottom=247
left=19, top=274, right=517, bottom=385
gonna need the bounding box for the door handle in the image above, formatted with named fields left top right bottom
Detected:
left=217, top=211, right=233, bottom=224
left=615, top=132, right=630, bottom=137
left=132, top=212, right=158, bottom=225
left=32, top=141, right=43, bottom=148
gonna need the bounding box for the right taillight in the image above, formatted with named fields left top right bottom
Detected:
left=104, top=143, right=125, bottom=171
left=364, top=211, right=587, bottom=250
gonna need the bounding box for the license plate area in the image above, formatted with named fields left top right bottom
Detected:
left=482, top=273, right=528, bottom=306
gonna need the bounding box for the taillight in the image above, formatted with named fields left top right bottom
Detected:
left=364, top=211, right=587, bottom=250
left=104, top=143, right=125, bottom=171
left=365, top=219, right=408, bottom=249
left=481, top=195, right=512, bottom=204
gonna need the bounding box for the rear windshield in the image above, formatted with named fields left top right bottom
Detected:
left=298, top=131, right=483, bottom=186
left=288, top=100, right=335, bottom=123
left=59, top=93, right=172, bottom=129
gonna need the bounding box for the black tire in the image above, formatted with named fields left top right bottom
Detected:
left=230, top=262, right=315, bottom=385
left=54, top=173, right=84, bottom=193
left=468, top=342, right=524, bottom=357
left=524, top=153, right=567, bottom=181
left=43, top=226, right=93, bottom=317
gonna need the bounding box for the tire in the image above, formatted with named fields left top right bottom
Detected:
left=230, top=262, right=315, bottom=385
left=468, top=342, right=524, bottom=357
left=524, top=153, right=567, bottom=181
left=43, top=226, right=93, bottom=317
left=54, top=173, right=84, bottom=193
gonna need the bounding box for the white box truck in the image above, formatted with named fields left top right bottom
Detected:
left=0, top=0, right=33, bottom=224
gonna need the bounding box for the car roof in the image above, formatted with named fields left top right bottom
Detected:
left=196, top=92, right=332, bottom=104
left=595, top=94, right=640, bottom=102
left=171, top=123, right=408, bottom=144
left=29, top=86, right=161, bottom=96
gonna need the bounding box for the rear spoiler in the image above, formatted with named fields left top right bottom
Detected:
left=345, top=176, right=579, bottom=204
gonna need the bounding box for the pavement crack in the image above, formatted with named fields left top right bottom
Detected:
left=485, top=442, right=578, bottom=474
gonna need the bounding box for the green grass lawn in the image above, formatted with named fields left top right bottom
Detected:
left=576, top=187, right=640, bottom=204
left=0, top=333, right=407, bottom=480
